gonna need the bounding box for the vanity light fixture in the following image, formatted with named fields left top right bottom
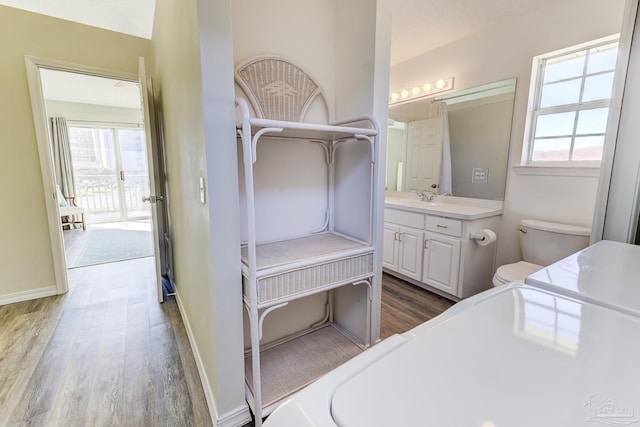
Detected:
left=389, top=77, right=454, bottom=105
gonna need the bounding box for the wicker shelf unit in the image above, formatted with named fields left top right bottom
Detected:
left=235, top=56, right=380, bottom=425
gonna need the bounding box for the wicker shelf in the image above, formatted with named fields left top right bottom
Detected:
left=241, top=233, right=374, bottom=306
left=243, top=116, right=378, bottom=141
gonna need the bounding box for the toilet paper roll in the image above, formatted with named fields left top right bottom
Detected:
left=470, top=229, right=497, bottom=246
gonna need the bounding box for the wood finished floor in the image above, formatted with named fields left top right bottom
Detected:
left=0, top=257, right=212, bottom=427
left=243, top=273, right=455, bottom=426
left=380, top=273, right=455, bottom=340
left=1, top=258, right=453, bottom=427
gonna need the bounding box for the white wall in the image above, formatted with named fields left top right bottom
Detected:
left=334, top=0, right=391, bottom=342
left=448, top=95, right=512, bottom=200
left=602, top=2, right=640, bottom=242
left=231, top=0, right=337, bottom=117
left=390, top=0, right=626, bottom=268
left=231, top=0, right=391, bottom=344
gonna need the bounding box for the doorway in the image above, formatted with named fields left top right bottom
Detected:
left=39, top=68, right=155, bottom=270
left=25, top=56, right=168, bottom=301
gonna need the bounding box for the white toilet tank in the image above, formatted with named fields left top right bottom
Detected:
left=519, top=219, right=591, bottom=266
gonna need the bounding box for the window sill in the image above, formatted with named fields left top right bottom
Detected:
left=513, top=165, right=600, bottom=177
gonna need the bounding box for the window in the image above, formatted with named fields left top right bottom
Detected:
left=524, top=36, right=619, bottom=166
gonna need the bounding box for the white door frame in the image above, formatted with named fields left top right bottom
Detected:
left=25, top=55, right=142, bottom=295
left=591, top=0, right=639, bottom=243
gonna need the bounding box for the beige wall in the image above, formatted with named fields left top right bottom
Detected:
left=389, top=0, right=626, bottom=268
left=0, top=6, right=151, bottom=299
left=152, top=0, right=249, bottom=424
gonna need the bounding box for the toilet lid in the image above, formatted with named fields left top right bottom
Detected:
left=496, top=261, right=542, bottom=283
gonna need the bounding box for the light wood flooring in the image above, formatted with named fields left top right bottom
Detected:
left=380, top=273, right=455, bottom=340
left=0, top=257, right=211, bottom=427
left=0, top=259, right=453, bottom=427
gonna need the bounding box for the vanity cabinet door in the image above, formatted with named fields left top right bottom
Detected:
left=382, top=223, right=400, bottom=271
left=397, top=226, right=424, bottom=281
left=423, top=233, right=461, bottom=295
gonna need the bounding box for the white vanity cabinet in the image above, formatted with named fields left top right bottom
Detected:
left=423, top=215, right=462, bottom=294
left=383, top=199, right=501, bottom=300
left=383, top=223, right=424, bottom=281
left=383, top=208, right=425, bottom=281
left=423, top=231, right=461, bottom=294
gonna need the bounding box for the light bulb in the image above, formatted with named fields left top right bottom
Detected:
left=401, top=90, right=409, bottom=99
left=390, top=92, right=399, bottom=101
left=436, top=79, right=446, bottom=89
left=411, top=87, right=420, bottom=95
left=423, top=83, right=432, bottom=92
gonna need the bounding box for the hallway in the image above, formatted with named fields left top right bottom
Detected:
left=0, top=257, right=211, bottom=426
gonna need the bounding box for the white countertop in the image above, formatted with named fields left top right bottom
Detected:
left=265, top=283, right=640, bottom=426
left=526, top=240, right=640, bottom=317
left=385, top=193, right=502, bottom=220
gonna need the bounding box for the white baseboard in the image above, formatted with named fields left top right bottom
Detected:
left=0, top=286, right=57, bottom=306
left=174, top=290, right=252, bottom=427
left=216, top=404, right=253, bottom=427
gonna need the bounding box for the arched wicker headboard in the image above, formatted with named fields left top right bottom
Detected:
left=235, top=56, right=322, bottom=122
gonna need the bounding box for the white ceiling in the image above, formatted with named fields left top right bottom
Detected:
left=389, top=0, right=559, bottom=65
left=0, top=0, right=155, bottom=39
left=1, top=0, right=561, bottom=106
left=40, top=68, right=141, bottom=109
left=0, top=0, right=562, bottom=65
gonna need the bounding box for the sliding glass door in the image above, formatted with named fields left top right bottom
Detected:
left=116, top=128, right=150, bottom=219
left=68, top=124, right=150, bottom=223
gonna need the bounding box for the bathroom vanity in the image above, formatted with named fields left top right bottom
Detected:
left=384, top=192, right=502, bottom=300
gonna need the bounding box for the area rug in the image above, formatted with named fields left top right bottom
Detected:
left=69, top=229, right=154, bottom=268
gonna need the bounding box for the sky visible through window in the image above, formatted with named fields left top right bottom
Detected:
left=530, top=41, right=618, bottom=163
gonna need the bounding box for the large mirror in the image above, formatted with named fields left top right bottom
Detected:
left=387, top=78, right=516, bottom=201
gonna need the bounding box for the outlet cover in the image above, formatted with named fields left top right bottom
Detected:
left=472, top=168, right=489, bottom=183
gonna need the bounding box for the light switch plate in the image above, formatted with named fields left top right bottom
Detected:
left=199, top=177, right=206, bottom=204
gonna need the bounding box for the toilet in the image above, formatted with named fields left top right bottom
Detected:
left=492, top=218, right=591, bottom=287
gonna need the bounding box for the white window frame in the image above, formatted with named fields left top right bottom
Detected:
left=519, top=35, right=620, bottom=174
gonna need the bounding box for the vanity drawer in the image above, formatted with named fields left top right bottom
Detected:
left=384, top=208, right=425, bottom=229
left=426, top=216, right=462, bottom=237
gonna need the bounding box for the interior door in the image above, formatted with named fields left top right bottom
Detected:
left=139, top=57, right=166, bottom=303
left=404, top=118, right=443, bottom=194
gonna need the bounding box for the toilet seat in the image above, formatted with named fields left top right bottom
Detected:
left=493, top=261, right=543, bottom=286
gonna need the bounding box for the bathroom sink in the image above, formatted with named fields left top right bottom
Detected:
left=396, top=200, right=443, bottom=208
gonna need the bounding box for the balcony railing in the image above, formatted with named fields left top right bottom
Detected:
left=74, top=174, right=150, bottom=223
